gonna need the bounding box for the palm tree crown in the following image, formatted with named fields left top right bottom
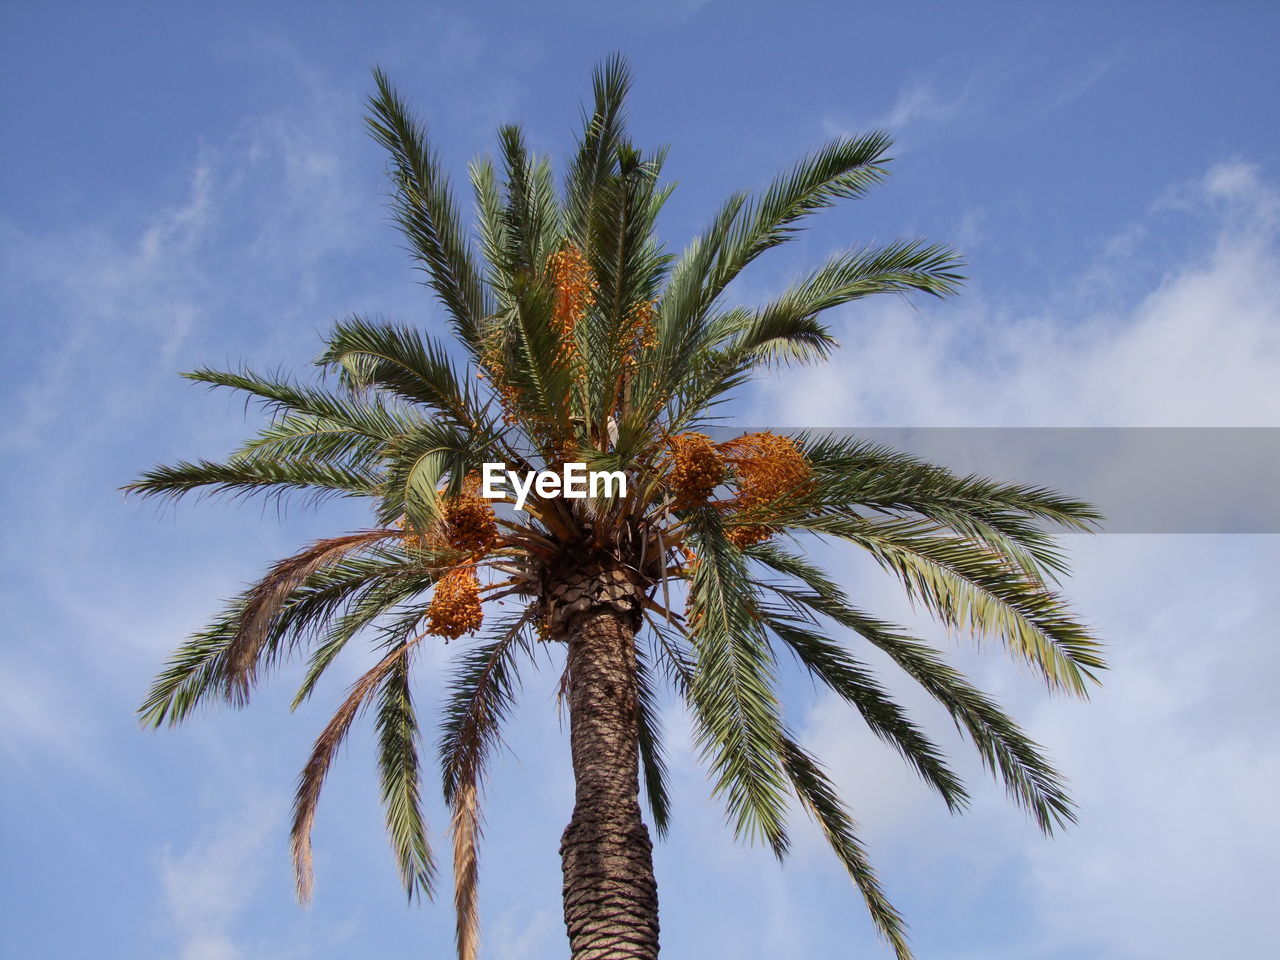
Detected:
left=130, top=56, right=1103, bottom=960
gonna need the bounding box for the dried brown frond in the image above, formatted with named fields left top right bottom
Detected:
left=290, top=637, right=420, bottom=903
left=229, top=530, right=398, bottom=705
left=451, top=780, right=481, bottom=960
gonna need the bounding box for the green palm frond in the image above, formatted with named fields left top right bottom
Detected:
left=138, top=604, right=242, bottom=728
left=232, top=413, right=386, bottom=466
left=761, top=607, right=968, bottom=811
left=802, top=432, right=1101, bottom=531
left=126, top=456, right=378, bottom=505
left=718, top=239, right=965, bottom=367
left=796, top=513, right=1103, bottom=694
left=654, top=195, right=747, bottom=360
left=378, top=419, right=491, bottom=528
left=376, top=646, right=436, bottom=902
left=685, top=511, right=792, bottom=857
left=367, top=67, right=489, bottom=352
left=438, top=615, right=533, bottom=803
left=751, top=545, right=1077, bottom=832
left=318, top=316, right=480, bottom=427
left=470, top=154, right=511, bottom=304
left=635, top=642, right=672, bottom=837
left=851, top=615, right=1078, bottom=833
left=291, top=560, right=440, bottom=708
left=185, top=366, right=415, bottom=440
left=780, top=736, right=911, bottom=959
left=705, top=133, right=894, bottom=305
left=494, top=125, right=562, bottom=278
left=225, top=530, right=399, bottom=704
left=564, top=53, right=634, bottom=248
left=801, top=432, right=1099, bottom=583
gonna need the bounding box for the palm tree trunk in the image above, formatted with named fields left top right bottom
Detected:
left=559, top=605, right=660, bottom=959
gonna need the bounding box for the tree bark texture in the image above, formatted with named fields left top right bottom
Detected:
left=559, top=605, right=660, bottom=959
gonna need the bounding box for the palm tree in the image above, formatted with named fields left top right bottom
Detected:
left=129, top=56, right=1103, bottom=960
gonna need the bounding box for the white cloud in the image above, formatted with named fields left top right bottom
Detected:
left=753, top=162, right=1280, bottom=428
left=158, top=794, right=283, bottom=960
left=1016, top=535, right=1280, bottom=958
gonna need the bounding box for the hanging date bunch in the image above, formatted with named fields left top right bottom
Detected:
left=400, top=474, right=499, bottom=641
left=426, top=565, right=484, bottom=640
left=548, top=242, right=595, bottom=369
left=442, top=475, right=499, bottom=555
left=719, top=432, right=814, bottom=548
left=666, top=432, right=725, bottom=510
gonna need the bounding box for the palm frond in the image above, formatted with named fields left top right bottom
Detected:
left=379, top=420, right=492, bottom=528
left=781, top=736, right=912, bottom=960
left=225, top=530, right=398, bottom=705
left=367, top=68, right=489, bottom=352
left=291, top=637, right=423, bottom=903
left=125, top=457, right=377, bottom=505
left=376, top=645, right=436, bottom=902
left=495, top=124, right=561, bottom=278
left=635, top=642, right=672, bottom=837
left=685, top=510, right=792, bottom=857
left=564, top=52, right=633, bottom=247
left=796, top=513, right=1104, bottom=695
left=718, top=240, right=965, bottom=367
left=751, top=546, right=1077, bottom=833
left=706, top=133, right=893, bottom=304
left=438, top=614, right=535, bottom=960
left=184, top=366, right=414, bottom=440
left=232, top=413, right=386, bottom=466
left=290, top=558, right=439, bottom=708
left=137, top=604, right=241, bottom=727
left=801, top=432, right=1099, bottom=583
left=318, top=315, right=481, bottom=428
left=760, top=607, right=968, bottom=811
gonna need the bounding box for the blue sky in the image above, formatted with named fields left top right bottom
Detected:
left=2, top=2, right=1279, bottom=958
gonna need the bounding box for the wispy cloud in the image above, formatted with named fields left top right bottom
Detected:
left=825, top=45, right=1121, bottom=143
left=879, top=78, right=973, bottom=132
left=158, top=794, right=286, bottom=960
left=822, top=75, right=975, bottom=140
left=1038, top=53, right=1118, bottom=114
